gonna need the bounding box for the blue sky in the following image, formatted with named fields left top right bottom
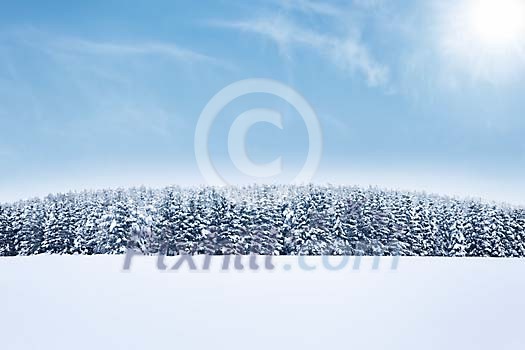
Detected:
left=1, top=0, right=524, bottom=204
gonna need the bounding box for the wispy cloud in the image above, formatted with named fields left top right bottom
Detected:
left=278, top=0, right=344, bottom=17
left=279, top=0, right=387, bottom=16
left=50, top=37, right=217, bottom=64
left=7, top=27, right=224, bottom=67
left=0, top=28, right=204, bottom=143
left=214, top=15, right=389, bottom=87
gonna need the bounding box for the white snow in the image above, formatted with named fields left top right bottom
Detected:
left=1, top=255, right=524, bottom=349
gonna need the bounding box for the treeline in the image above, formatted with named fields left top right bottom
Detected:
left=0, top=185, right=524, bottom=257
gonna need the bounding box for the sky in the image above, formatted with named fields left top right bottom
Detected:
left=0, top=0, right=524, bottom=204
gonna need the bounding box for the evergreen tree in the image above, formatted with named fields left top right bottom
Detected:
left=1, top=184, right=524, bottom=257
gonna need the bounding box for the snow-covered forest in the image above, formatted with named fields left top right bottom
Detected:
left=0, top=185, right=524, bottom=257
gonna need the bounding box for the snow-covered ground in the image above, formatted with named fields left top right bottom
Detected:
left=1, top=255, right=524, bottom=349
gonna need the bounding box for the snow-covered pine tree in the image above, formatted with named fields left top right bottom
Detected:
left=487, top=207, right=507, bottom=257
left=464, top=202, right=491, bottom=257
left=1, top=184, right=525, bottom=257
left=245, top=185, right=284, bottom=255
left=449, top=217, right=467, bottom=257
left=205, top=189, right=236, bottom=254
left=510, top=208, right=525, bottom=256
left=0, top=204, right=16, bottom=256
left=289, top=187, right=329, bottom=255
left=328, top=198, right=355, bottom=255
left=41, top=195, right=74, bottom=254
left=97, top=190, right=134, bottom=254
left=181, top=191, right=210, bottom=255
left=5, top=204, right=23, bottom=256
left=417, top=198, right=436, bottom=256
left=16, top=199, right=44, bottom=255
left=72, top=191, right=102, bottom=254
left=433, top=200, right=451, bottom=256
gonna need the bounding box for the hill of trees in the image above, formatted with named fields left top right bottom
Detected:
left=1, top=185, right=524, bottom=257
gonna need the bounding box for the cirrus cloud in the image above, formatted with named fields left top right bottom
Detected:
left=212, top=15, right=389, bottom=87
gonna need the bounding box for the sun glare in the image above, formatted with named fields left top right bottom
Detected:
left=439, top=0, right=525, bottom=81
left=466, top=0, right=525, bottom=48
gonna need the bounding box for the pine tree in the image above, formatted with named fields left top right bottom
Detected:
left=0, top=205, right=15, bottom=256
left=16, top=199, right=44, bottom=255
left=41, top=195, right=74, bottom=254
left=1, top=184, right=525, bottom=257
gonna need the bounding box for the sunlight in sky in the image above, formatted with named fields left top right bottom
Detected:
left=440, top=0, right=525, bottom=81
left=466, top=0, right=525, bottom=49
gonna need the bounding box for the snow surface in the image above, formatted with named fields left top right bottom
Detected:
left=1, top=255, right=524, bottom=349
